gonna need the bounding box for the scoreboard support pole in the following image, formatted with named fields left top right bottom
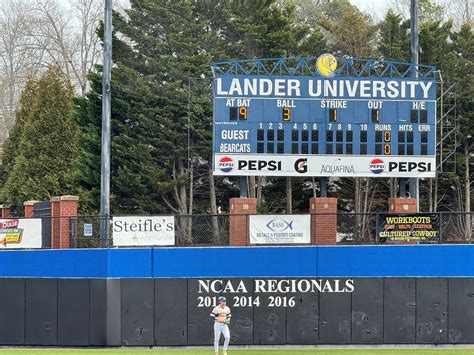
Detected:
left=320, top=178, right=328, bottom=198
left=400, top=178, right=406, bottom=197
left=240, top=176, right=248, bottom=198
left=409, top=178, right=420, bottom=211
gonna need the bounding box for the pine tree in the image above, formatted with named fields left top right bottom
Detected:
left=378, top=9, right=410, bottom=62
left=328, top=6, right=378, bottom=58
left=0, top=65, right=78, bottom=206
left=0, top=77, right=38, bottom=190
left=450, top=23, right=474, bottom=238
left=419, top=20, right=454, bottom=75
left=72, top=0, right=324, bottom=216
left=69, top=71, right=103, bottom=213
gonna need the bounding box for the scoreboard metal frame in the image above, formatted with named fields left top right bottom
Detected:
left=212, top=56, right=437, bottom=178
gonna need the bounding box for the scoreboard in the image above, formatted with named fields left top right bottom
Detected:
left=212, top=58, right=437, bottom=177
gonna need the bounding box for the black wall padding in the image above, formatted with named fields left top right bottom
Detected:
left=351, top=278, right=383, bottom=343
left=89, top=279, right=107, bottom=345
left=383, top=278, right=416, bottom=343
left=416, top=278, right=448, bottom=344
left=155, top=279, right=188, bottom=345
left=121, top=279, right=154, bottom=346
left=187, top=279, right=216, bottom=345
left=25, top=278, right=58, bottom=345
left=222, top=278, right=254, bottom=345
left=448, top=278, right=474, bottom=343
left=286, top=282, right=318, bottom=344
left=57, top=279, right=90, bottom=346
left=106, top=279, right=122, bottom=346
left=5, top=276, right=474, bottom=347
left=253, top=280, right=287, bottom=345
left=0, top=278, right=25, bottom=344
left=318, top=282, right=351, bottom=343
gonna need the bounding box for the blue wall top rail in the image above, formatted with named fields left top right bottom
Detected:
left=0, top=245, right=472, bottom=278
left=211, top=57, right=437, bottom=79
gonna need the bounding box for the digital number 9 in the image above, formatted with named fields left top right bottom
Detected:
left=239, top=107, right=247, bottom=120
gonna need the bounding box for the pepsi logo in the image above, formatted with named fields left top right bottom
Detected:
left=369, top=159, right=385, bottom=174
left=218, top=157, right=234, bottom=173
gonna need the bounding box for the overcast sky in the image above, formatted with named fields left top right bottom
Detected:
left=348, top=0, right=392, bottom=21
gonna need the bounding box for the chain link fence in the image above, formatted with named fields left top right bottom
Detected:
left=334, top=212, right=473, bottom=245
left=68, top=214, right=229, bottom=248
left=69, top=216, right=110, bottom=248
left=64, top=212, right=474, bottom=248
left=438, top=212, right=474, bottom=243
left=0, top=212, right=464, bottom=249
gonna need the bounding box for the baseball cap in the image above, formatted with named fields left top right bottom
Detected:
left=218, top=296, right=226, bottom=302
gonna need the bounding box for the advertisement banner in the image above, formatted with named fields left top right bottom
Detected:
left=214, top=154, right=436, bottom=178
left=377, top=214, right=440, bottom=242
left=250, top=215, right=311, bottom=244
left=112, top=216, right=175, bottom=246
left=0, top=218, right=42, bottom=249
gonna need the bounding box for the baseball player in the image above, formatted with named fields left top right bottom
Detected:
left=210, top=296, right=231, bottom=355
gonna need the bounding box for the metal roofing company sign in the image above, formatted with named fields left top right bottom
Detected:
left=250, top=215, right=311, bottom=244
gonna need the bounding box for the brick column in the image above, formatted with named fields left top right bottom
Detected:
left=59, top=195, right=78, bottom=249
left=0, top=205, right=10, bottom=218
left=310, top=197, right=337, bottom=245
left=23, top=201, right=38, bottom=218
left=229, top=198, right=257, bottom=246
left=388, top=198, right=417, bottom=214
left=51, top=195, right=79, bottom=249
left=386, top=198, right=418, bottom=245
left=51, top=197, right=60, bottom=248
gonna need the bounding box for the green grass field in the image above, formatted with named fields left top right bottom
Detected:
left=2, top=349, right=474, bottom=355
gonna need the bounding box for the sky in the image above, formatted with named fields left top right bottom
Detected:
left=348, top=0, right=392, bottom=21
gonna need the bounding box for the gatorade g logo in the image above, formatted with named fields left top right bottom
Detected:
left=369, top=159, right=385, bottom=174
left=294, top=158, right=308, bottom=173
left=218, top=157, right=234, bottom=172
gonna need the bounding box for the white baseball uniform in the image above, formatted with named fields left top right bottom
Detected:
left=210, top=305, right=231, bottom=353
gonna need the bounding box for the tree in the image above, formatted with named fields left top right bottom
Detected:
left=0, top=77, right=38, bottom=188
left=389, top=0, right=444, bottom=23
left=327, top=6, right=378, bottom=58
left=0, top=0, right=44, bottom=147
left=450, top=23, right=474, bottom=239
left=73, top=0, right=326, bottom=216
left=378, top=9, right=411, bottom=62
left=69, top=71, right=103, bottom=213
left=0, top=0, right=103, bottom=157
left=73, top=0, right=218, bottom=245
left=0, top=65, right=78, bottom=205
left=28, top=0, right=103, bottom=96
left=419, top=19, right=454, bottom=74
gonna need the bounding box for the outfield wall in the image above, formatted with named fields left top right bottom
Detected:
left=0, top=245, right=474, bottom=346
left=2, top=245, right=474, bottom=278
